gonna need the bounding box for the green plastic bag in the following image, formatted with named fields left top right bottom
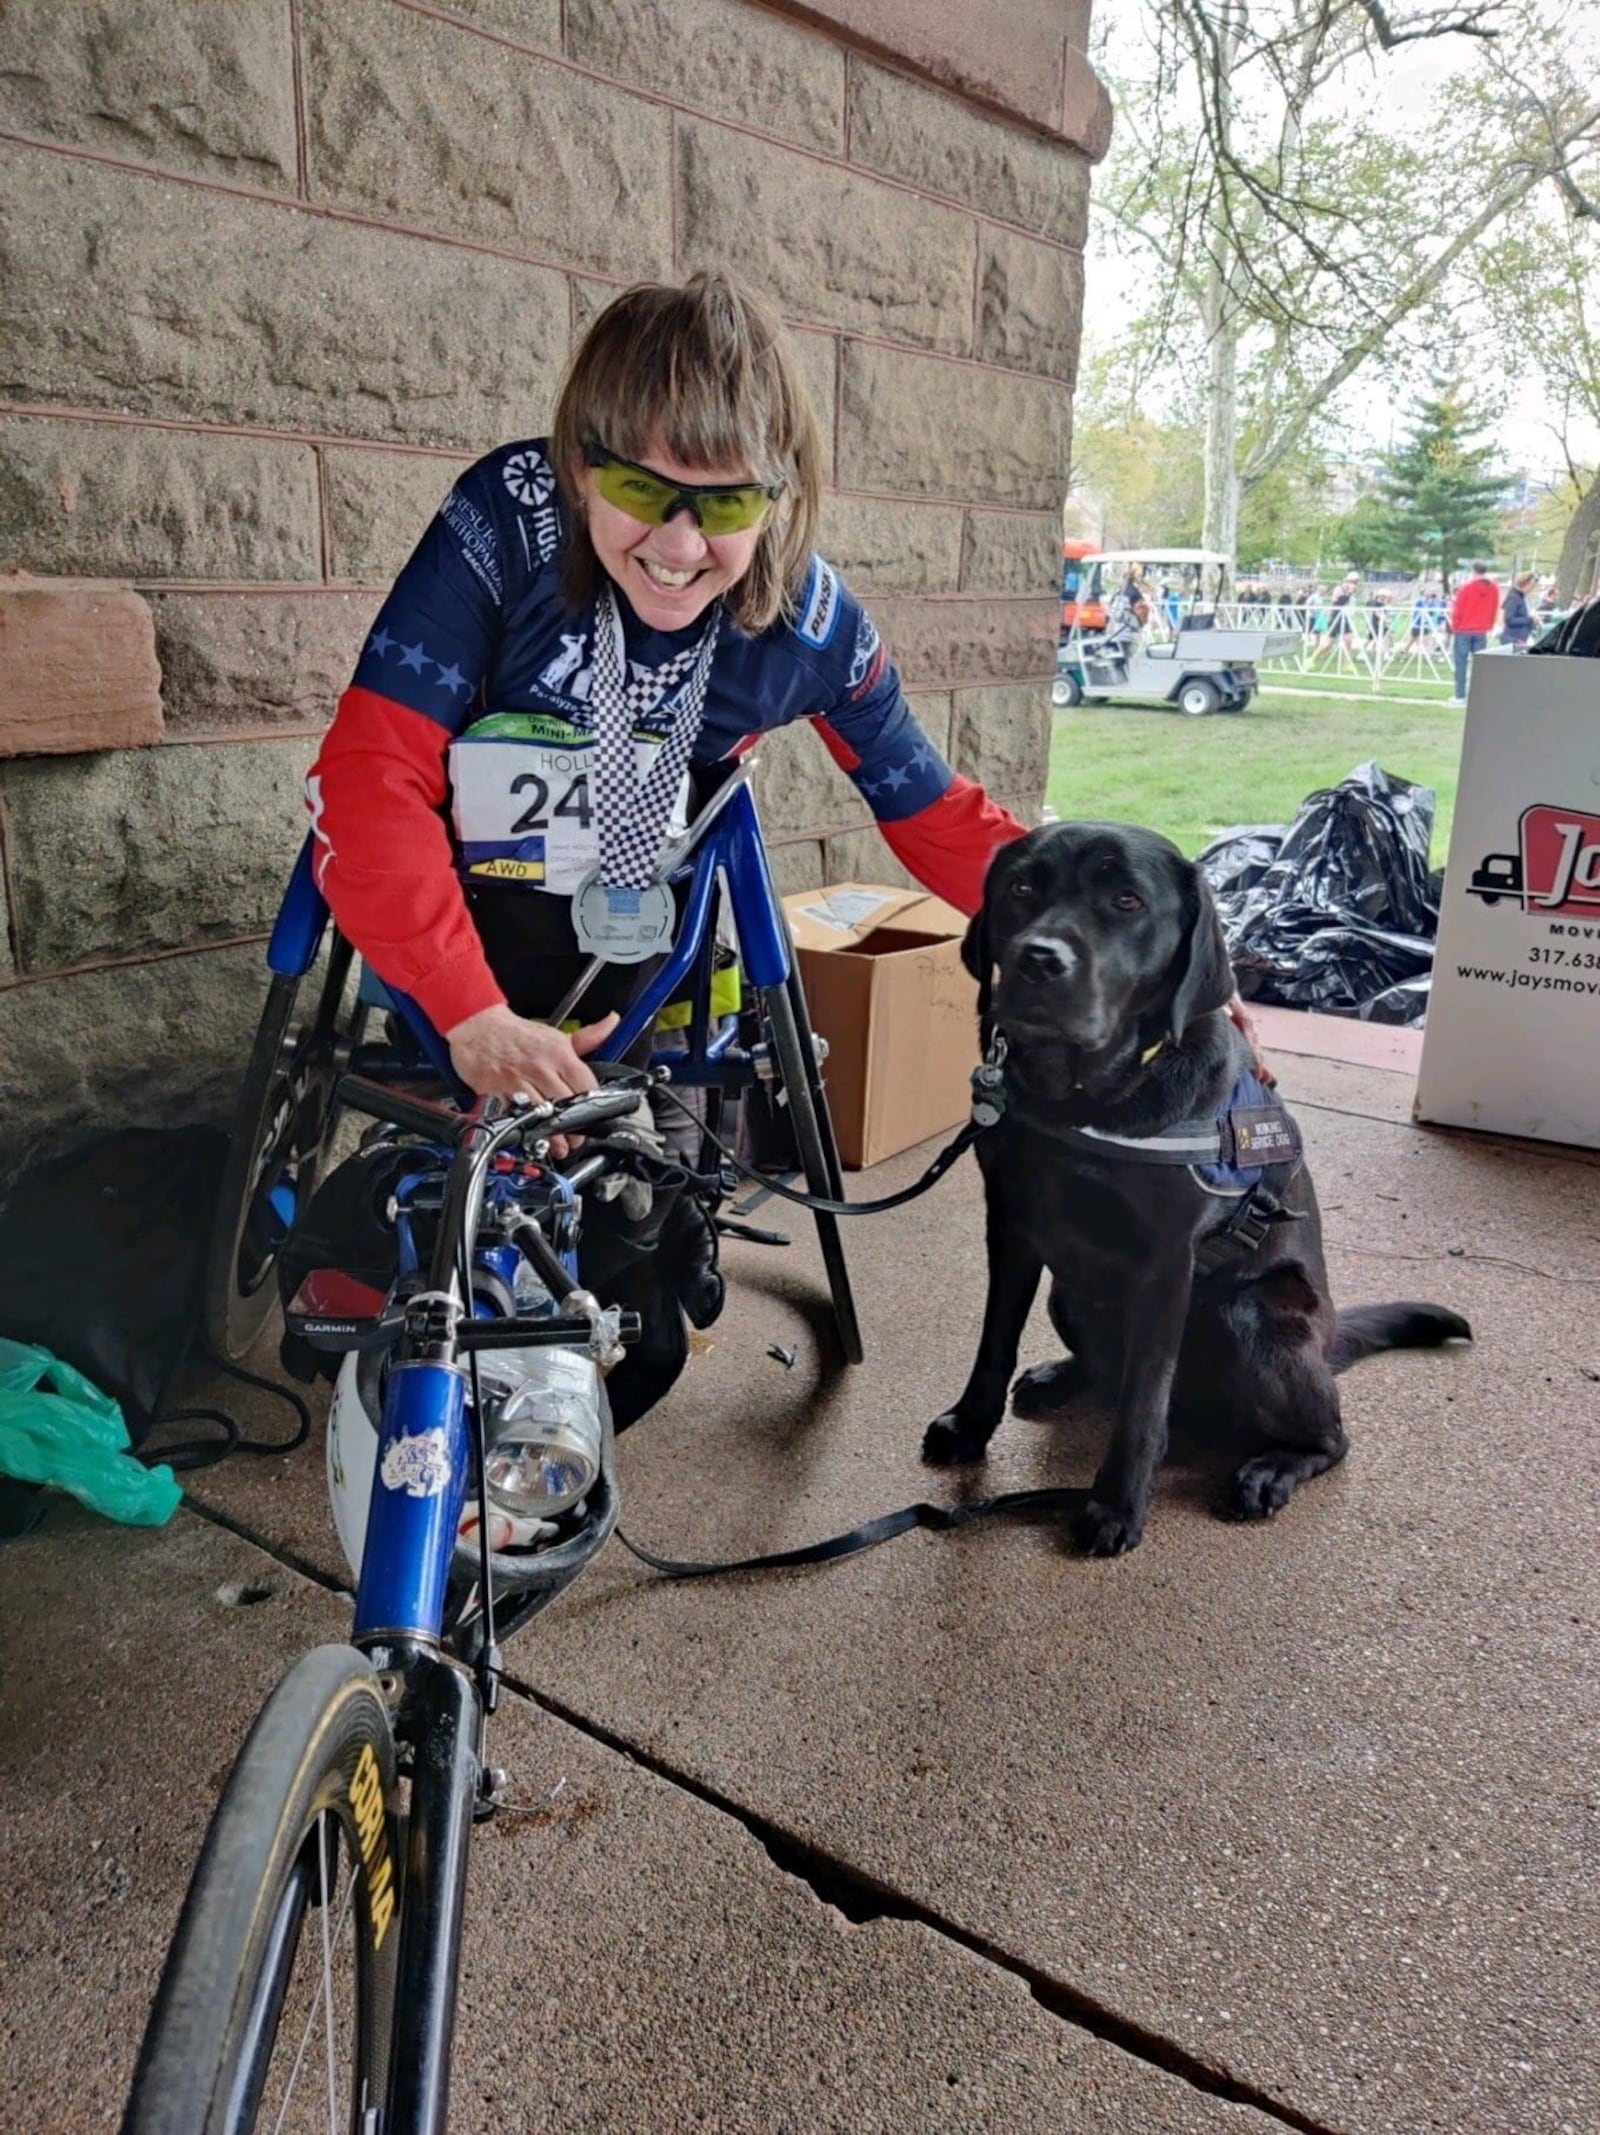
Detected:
left=0, top=1335, right=180, bottom=1526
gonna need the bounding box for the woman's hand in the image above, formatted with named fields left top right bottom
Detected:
left=445, top=1003, right=620, bottom=1103
left=1227, top=995, right=1275, bottom=1086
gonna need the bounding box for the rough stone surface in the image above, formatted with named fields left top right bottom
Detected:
left=0, top=0, right=297, bottom=189
left=0, top=145, right=568, bottom=450
left=0, top=581, right=163, bottom=758
left=848, top=59, right=1092, bottom=247
left=841, top=341, right=1072, bottom=507
left=977, top=225, right=1085, bottom=381
left=152, top=590, right=376, bottom=738
left=0, top=859, right=14, bottom=981
left=0, top=941, right=266, bottom=1181
left=0, top=417, right=320, bottom=583
left=323, top=447, right=472, bottom=585
left=3, top=738, right=316, bottom=972
left=907, top=688, right=955, bottom=759
left=868, top=595, right=1059, bottom=686
left=568, top=0, right=845, bottom=153
left=431, top=0, right=561, bottom=48
left=823, top=821, right=916, bottom=891
left=949, top=681, right=1053, bottom=792
left=677, top=119, right=976, bottom=356
left=766, top=836, right=825, bottom=898
left=961, top=506, right=1061, bottom=596
left=751, top=717, right=872, bottom=840
left=818, top=495, right=963, bottom=594
left=766, top=0, right=1100, bottom=147
left=304, top=0, right=672, bottom=279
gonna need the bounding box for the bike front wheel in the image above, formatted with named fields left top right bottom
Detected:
left=122, top=1645, right=400, bottom=2135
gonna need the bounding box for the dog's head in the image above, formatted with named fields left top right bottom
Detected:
left=964, top=822, right=1234, bottom=1093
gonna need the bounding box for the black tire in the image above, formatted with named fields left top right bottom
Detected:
left=206, top=940, right=369, bottom=1362
left=123, top=1646, right=401, bottom=2135
left=1177, top=677, right=1222, bottom=717
left=761, top=970, right=865, bottom=1365
left=1051, top=671, right=1084, bottom=708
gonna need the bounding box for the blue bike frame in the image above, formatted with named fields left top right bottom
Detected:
left=271, top=774, right=789, bottom=1650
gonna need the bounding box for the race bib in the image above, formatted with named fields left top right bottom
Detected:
left=449, top=712, right=689, bottom=895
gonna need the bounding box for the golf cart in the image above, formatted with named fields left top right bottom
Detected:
left=1053, top=547, right=1299, bottom=716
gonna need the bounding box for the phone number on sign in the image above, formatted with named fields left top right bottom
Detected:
left=1528, top=946, right=1600, bottom=970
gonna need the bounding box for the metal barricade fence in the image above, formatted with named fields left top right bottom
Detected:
left=1213, top=598, right=1456, bottom=693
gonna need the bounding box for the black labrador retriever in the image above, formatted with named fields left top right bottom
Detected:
left=924, top=821, right=1470, bottom=1557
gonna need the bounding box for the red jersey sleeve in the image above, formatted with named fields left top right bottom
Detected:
left=307, top=686, right=506, bottom=1034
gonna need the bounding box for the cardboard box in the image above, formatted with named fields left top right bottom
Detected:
left=783, top=884, right=980, bottom=1169
left=1416, top=653, right=1600, bottom=1148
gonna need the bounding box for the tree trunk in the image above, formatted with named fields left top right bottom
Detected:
left=1556, top=466, right=1600, bottom=603
left=1201, top=261, right=1240, bottom=582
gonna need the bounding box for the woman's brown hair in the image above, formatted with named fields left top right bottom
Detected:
left=550, top=272, right=823, bottom=635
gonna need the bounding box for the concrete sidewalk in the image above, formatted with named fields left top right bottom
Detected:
left=3, top=1042, right=1597, bottom=2134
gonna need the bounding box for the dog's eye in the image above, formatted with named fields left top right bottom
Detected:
left=1008, top=878, right=1037, bottom=902
left=1112, top=892, right=1145, bottom=912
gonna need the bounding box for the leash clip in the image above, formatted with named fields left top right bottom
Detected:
left=970, top=1061, right=1008, bottom=1130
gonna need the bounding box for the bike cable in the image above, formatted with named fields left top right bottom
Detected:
left=135, top=1349, right=313, bottom=1475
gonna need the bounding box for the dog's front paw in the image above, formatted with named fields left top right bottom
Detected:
left=921, top=1411, right=994, bottom=1466
left=1074, top=1496, right=1145, bottom=1557
left=1228, top=1456, right=1296, bottom=1521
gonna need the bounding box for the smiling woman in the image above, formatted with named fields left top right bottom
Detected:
left=303, top=271, right=1027, bottom=1111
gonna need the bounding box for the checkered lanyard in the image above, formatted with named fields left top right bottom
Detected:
left=589, top=582, right=721, bottom=888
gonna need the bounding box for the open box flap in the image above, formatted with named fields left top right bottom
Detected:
left=785, top=882, right=969, bottom=956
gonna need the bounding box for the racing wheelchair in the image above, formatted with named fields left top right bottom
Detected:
left=204, top=760, right=860, bottom=1372
left=122, top=765, right=860, bottom=2134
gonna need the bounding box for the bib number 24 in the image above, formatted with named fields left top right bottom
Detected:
left=509, top=770, right=593, bottom=835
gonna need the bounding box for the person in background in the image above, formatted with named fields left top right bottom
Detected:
left=1536, top=579, right=1560, bottom=625
left=1447, top=561, right=1499, bottom=703
left=1500, top=571, right=1537, bottom=653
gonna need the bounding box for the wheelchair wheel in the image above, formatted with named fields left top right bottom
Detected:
left=760, top=969, right=864, bottom=1366
left=122, top=1645, right=400, bottom=2135
left=206, top=938, right=369, bottom=1363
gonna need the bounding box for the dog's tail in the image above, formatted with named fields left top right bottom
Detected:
left=1331, top=1302, right=1472, bottom=1374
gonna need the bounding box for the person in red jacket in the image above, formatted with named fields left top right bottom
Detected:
left=307, top=272, right=1027, bottom=1103
left=1447, top=562, right=1499, bottom=703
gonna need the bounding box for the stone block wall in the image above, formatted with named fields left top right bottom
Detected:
left=0, top=0, right=1106, bottom=1172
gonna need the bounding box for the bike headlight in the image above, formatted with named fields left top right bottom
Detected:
left=481, top=1349, right=602, bottom=1518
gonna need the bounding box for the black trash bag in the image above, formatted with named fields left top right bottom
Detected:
left=1529, top=600, right=1600, bottom=658
left=0, top=1128, right=228, bottom=1445
left=1360, top=974, right=1432, bottom=1025
left=1206, top=762, right=1439, bottom=1023
left=1196, top=824, right=1286, bottom=905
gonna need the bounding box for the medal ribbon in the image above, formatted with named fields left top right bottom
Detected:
left=589, top=583, right=720, bottom=888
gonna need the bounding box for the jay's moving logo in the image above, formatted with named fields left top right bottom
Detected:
left=1467, top=805, right=1600, bottom=917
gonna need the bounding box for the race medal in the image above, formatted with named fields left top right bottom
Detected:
left=571, top=869, right=676, bottom=964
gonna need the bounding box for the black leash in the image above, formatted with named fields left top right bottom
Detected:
left=615, top=1484, right=1087, bottom=1579
left=652, top=1084, right=983, bottom=1218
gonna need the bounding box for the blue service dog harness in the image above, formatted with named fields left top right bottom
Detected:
left=968, top=1037, right=1305, bottom=1275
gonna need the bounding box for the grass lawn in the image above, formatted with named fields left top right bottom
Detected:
left=1047, top=687, right=1465, bottom=863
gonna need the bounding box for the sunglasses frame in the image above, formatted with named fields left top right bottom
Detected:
left=581, top=440, right=783, bottom=533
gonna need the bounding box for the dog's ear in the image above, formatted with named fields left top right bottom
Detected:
left=1167, top=869, right=1235, bottom=1043
left=961, top=907, right=993, bottom=1022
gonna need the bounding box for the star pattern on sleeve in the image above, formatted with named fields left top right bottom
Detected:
left=362, top=630, right=474, bottom=705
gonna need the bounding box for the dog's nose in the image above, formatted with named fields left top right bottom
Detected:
left=1017, top=935, right=1076, bottom=981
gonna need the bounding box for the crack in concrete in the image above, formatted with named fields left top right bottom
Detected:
left=183, top=1496, right=1340, bottom=2135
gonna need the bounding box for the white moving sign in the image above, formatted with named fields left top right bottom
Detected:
left=1417, top=654, right=1600, bottom=1149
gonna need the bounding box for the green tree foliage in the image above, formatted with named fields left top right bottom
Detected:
left=1369, top=381, right=1505, bottom=584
